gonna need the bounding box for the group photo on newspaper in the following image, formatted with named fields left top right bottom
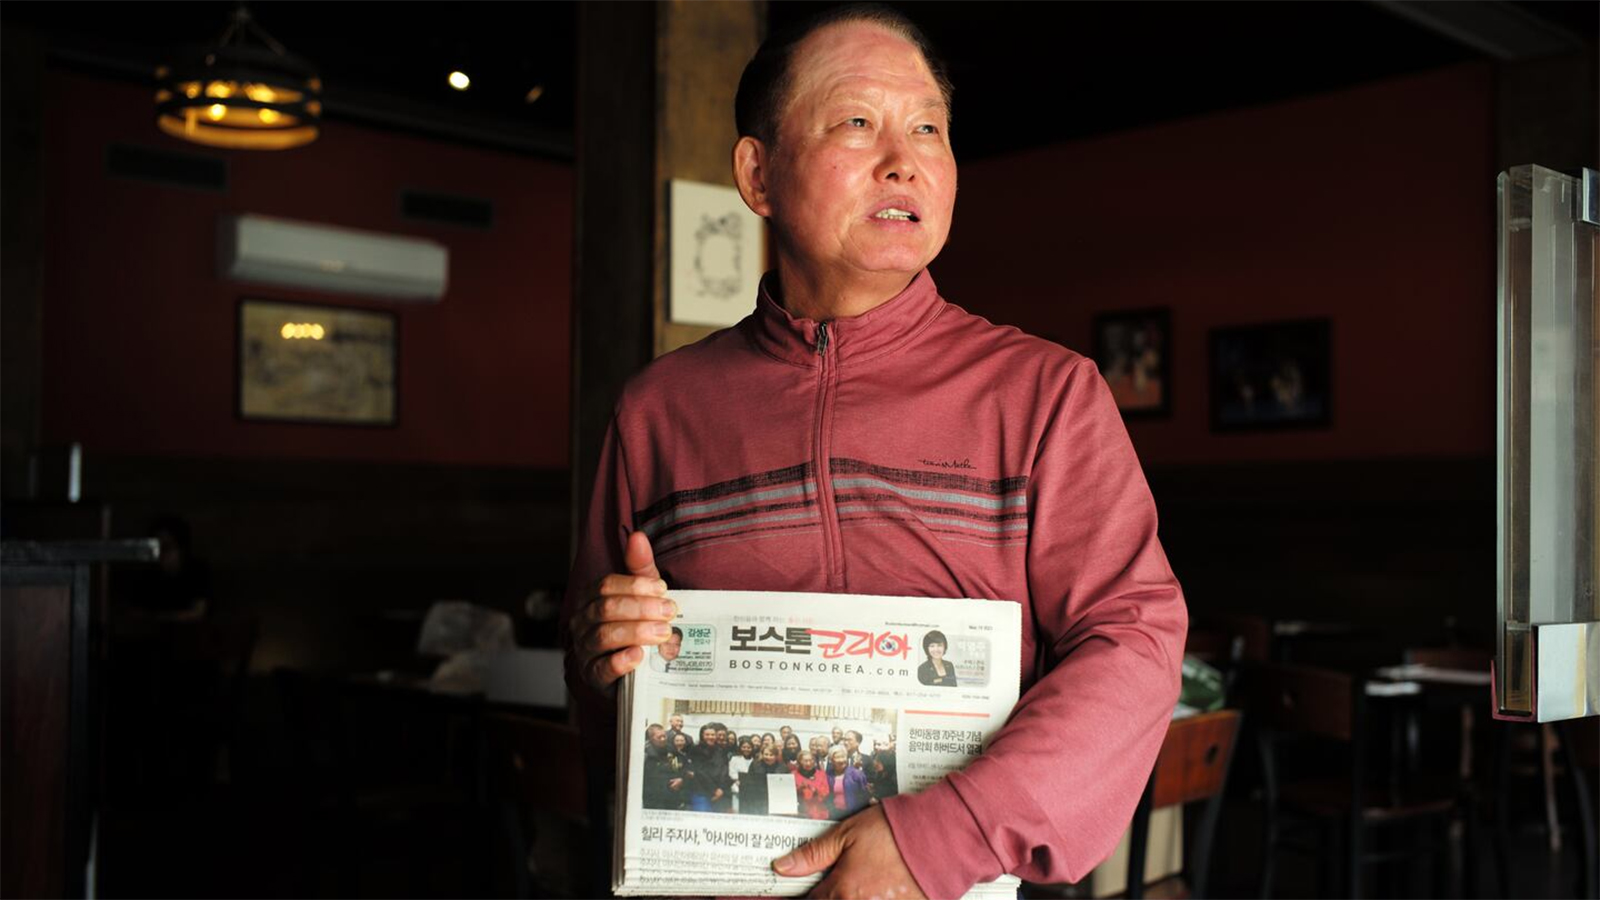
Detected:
left=641, top=716, right=897, bottom=818
left=609, top=591, right=1023, bottom=898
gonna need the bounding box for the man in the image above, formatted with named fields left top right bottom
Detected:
left=648, top=625, right=683, bottom=672
left=665, top=713, right=692, bottom=750
left=842, top=731, right=866, bottom=770
left=562, top=5, right=1185, bottom=898
left=809, top=735, right=832, bottom=771
left=690, top=724, right=733, bottom=812
left=641, top=725, right=686, bottom=810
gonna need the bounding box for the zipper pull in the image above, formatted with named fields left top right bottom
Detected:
left=816, top=321, right=830, bottom=355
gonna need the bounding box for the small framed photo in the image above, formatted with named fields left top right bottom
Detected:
left=237, top=298, right=398, bottom=426
left=1093, top=308, right=1171, bottom=418
left=668, top=179, right=764, bottom=327
left=1209, top=319, right=1331, bottom=431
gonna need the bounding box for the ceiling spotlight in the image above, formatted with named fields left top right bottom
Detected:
left=155, top=5, right=321, bottom=150
left=524, top=84, right=545, bottom=104
left=448, top=71, right=471, bottom=91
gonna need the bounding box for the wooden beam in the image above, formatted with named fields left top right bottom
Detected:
left=571, top=0, right=764, bottom=530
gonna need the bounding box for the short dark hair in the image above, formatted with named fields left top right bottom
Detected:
left=735, top=2, right=953, bottom=149
left=669, top=626, right=683, bottom=640
left=923, top=630, right=948, bottom=654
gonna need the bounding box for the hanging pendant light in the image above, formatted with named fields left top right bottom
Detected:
left=155, top=5, right=322, bottom=150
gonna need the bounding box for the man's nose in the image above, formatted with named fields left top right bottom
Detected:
left=874, top=134, right=916, bottom=182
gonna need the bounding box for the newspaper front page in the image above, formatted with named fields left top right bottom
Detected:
left=614, top=590, right=1022, bottom=898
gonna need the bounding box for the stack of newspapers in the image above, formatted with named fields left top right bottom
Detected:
left=613, top=590, right=1023, bottom=898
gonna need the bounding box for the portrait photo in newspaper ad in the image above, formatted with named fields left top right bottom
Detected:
left=640, top=701, right=898, bottom=821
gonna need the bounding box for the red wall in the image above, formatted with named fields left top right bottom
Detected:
left=935, top=64, right=1496, bottom=464
left=41, top=71, right=572, bottom=468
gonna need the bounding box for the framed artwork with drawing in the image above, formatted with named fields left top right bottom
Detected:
left=236, top=298, right=398, bottom=426
left=1092, top=308, right=1170, bottom=418
left=1209, top=318, right=1331, bottom=431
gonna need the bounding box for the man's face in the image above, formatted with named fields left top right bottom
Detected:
left=832, top=728, right=843, bottom=743
left=716, top=728, right=729, bottom=746
left=780, top=726, right=792, bottom=739
left=648, top=727, right=666, bottom=749
left=844, top=734, right=859, bottom=753
left=742, top=22, right=956, bottom=291
left=701, top=727, right=717, bottom=746
left=659, top=631, right=682, bottom=662
left=669, top=715, right=683, bottom=731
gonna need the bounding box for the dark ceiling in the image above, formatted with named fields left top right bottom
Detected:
left=3, top=1, right=1595, bottom=161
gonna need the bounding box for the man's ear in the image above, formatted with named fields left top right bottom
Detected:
left=732, top=136, right=773, bottom=217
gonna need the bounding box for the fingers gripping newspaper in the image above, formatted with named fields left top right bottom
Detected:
left=615, top=591, right=1022, bottom=898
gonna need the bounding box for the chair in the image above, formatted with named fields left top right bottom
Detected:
left=1126, top=708, right=1242, bottom=899
left=274, top=668, right=491, bottom=896
left=481, top=711, right=596, bottom=898
left=1245, top=663, right=1461, bottom=899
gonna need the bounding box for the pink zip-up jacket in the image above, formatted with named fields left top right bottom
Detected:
left=562, top=270, right=1186, bottom=898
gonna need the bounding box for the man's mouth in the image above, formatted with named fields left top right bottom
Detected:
left=871, top=207, right=920, bottom=223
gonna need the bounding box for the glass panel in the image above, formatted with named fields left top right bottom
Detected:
left=1497, top=165, right=1599, bottom=717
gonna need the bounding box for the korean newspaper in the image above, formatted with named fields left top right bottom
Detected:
left=614, top=590, right=1022, bottom=898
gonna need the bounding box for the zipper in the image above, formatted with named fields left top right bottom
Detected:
left=812, top=322, right=845, bottom=591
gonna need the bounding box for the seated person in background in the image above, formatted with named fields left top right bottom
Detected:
left=117, top=513, right=211, bottom=624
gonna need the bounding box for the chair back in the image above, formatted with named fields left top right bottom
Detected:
left=1197, top=613, right=1272, bottom=663
left=1150, top=709, right=1242, bottom=808
left=1244, top=663, right=1356, bottom=742
left=482, top=712, right=588, bottom=823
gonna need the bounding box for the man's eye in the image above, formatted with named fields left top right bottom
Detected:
left=846, top=117, right=870, bottom=128
left=916, top=124, right=941, bottom=135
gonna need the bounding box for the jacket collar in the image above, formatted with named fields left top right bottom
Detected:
left=742, top=269, right=944, bottom=367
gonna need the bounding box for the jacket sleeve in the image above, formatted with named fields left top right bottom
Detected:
left=559, top=411, right=637, bottom=756
left=881, top=358, right=1187, bottom=899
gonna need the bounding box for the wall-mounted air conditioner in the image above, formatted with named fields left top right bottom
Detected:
left=218, top=213, right=448, bottom=302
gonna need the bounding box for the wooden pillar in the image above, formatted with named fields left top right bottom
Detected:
left=571, top=1, right=764, bottom=533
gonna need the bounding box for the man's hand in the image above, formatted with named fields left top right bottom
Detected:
left=570, top=531, right=676, bottom=692
left=772, top=805, right=925, bottom=900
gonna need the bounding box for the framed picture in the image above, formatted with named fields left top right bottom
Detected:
left=668, top=179, right=764, bottom=327
left=237, top=298, right=398, bottom=426
left=1209, top=319, right=1331, bottom=431
left=1093, top=308, right=1170, bottom=418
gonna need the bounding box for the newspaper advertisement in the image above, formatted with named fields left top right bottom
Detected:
left=613, top=590, right=1023, bottom=898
